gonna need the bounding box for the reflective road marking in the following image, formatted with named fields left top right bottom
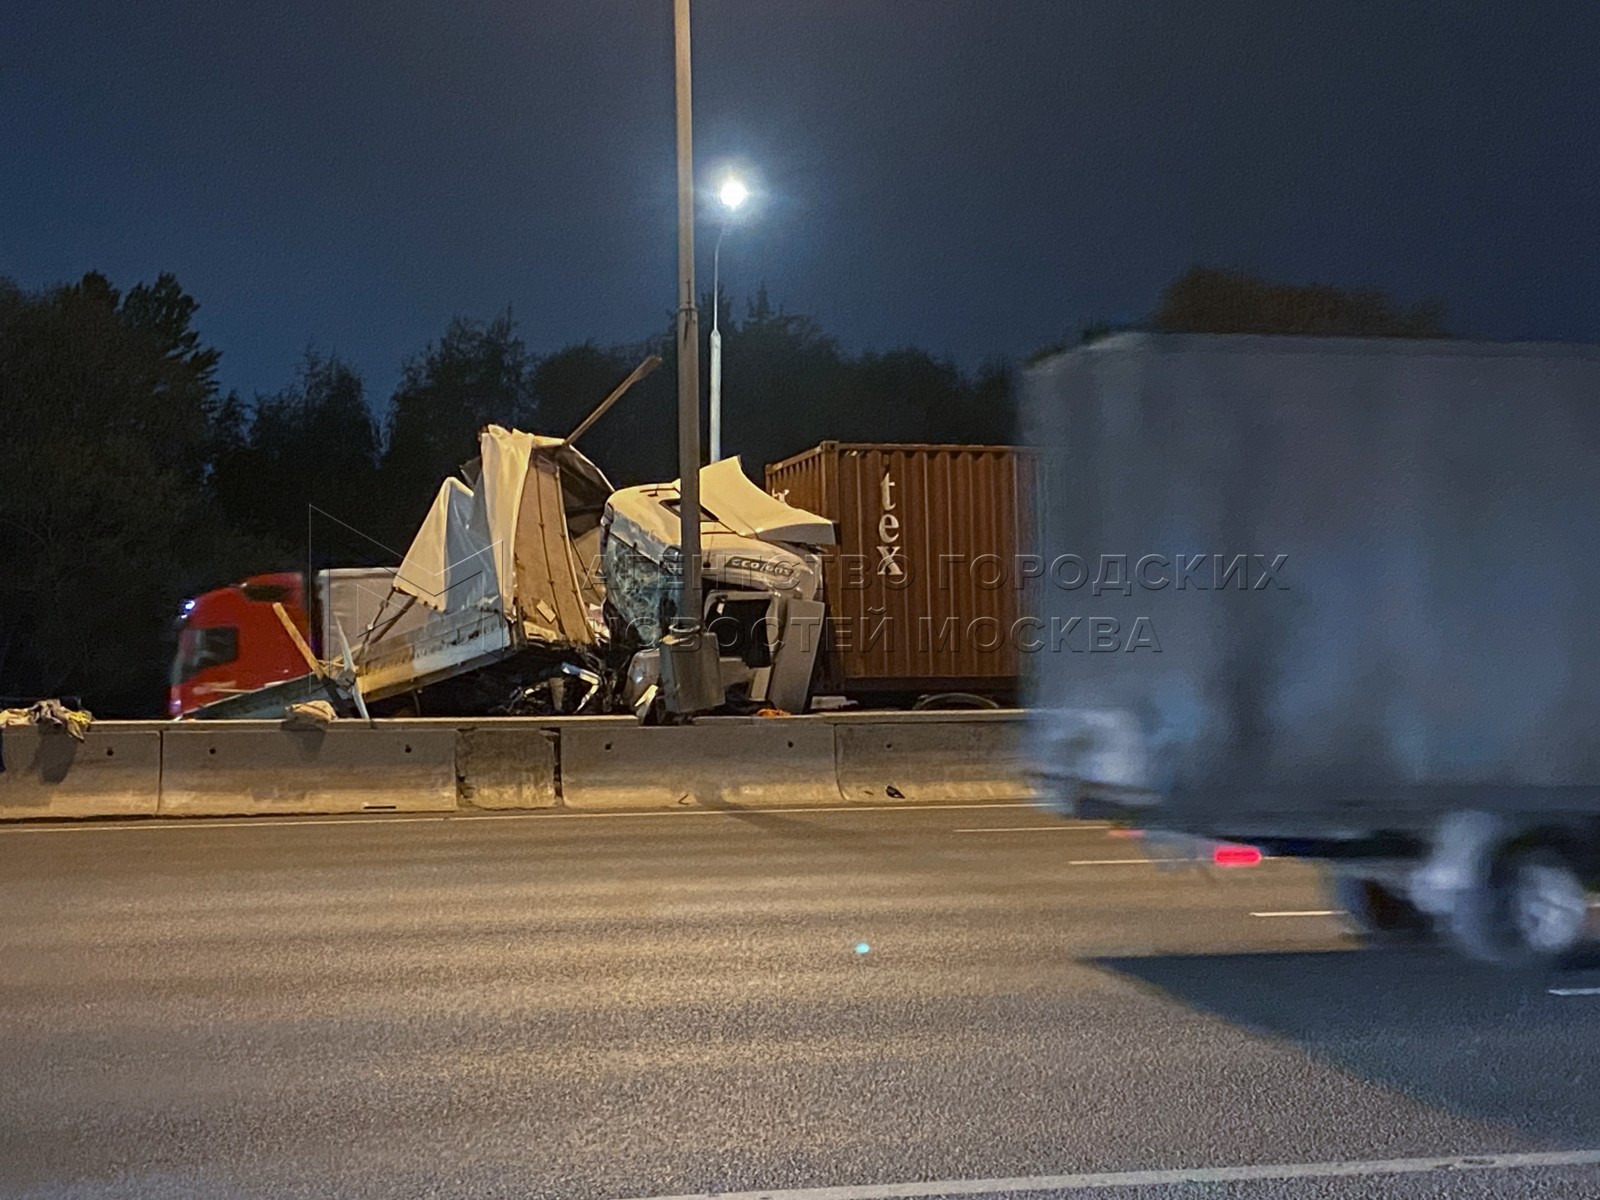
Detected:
left=954, top=823, right=1111, bottom=833
left=1067, top=857, right=1189, bottom=866
left=1251, top=909, right=1344, bottom=918
left=615, top=1149, right=1600, bottom=1200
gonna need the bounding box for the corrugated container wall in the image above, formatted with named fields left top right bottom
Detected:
left=765, top=443, right=1035, bottom=697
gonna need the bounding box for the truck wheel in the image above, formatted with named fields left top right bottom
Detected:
left=1332, top=873, right=1433, bottom=942
left=912, top=692, right=1001, bottom=711
left=1447, top=845, right=1589, bottom=968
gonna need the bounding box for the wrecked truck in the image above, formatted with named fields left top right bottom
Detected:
left=179, top=426, right=838, bottom=721
left=180, top=426, right=615, bottom=719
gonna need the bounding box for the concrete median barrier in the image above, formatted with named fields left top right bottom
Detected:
left=159, top=722, right=457, bottom=816
left=455, top=725, right=558, bottom=809
left=560, top=720, right=844, bottom=810
left=831, top=712, right=1037, bottom=804
left=0, top=723, right=163, bottom=820
left=0, top=713, right=1037, bottom=820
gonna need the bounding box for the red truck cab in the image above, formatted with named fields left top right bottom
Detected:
left=168, top=573, right=311, bottom=717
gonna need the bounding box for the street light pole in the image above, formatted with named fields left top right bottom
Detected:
left=708, top=175, right=747, bottom=465
left=662, top=0, right=720, bottom=716
left=709, top=224, right=725, bottom=462
left=672, top=0, right=701, bottom=622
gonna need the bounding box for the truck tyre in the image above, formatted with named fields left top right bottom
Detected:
left=912, top=692, right=1001, bottom=711
left=1446, top=845, right=1589, bottom=968
left=1332, top=873, right=1433, bottom=943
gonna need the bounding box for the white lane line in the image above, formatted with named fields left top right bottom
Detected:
left=1258, top=902, right=1600, bottom=920
left=485, top=800, right=1037, bottom=818
left=0, top=800, right=1039, bottom=835
left=1549, top=988, right=1600, bottom=997
left=1068, top=855, right=1283, bottom=866
left=954, top=823, right=1111, bottom=833
left=1252, top=909, right=1344, bottom=918
left=615, top=1149, right=1600, bottom=1200
left=1262, top=901, right=1600, bottom=920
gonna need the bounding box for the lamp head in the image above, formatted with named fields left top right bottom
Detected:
left=717, top=176, right=749, bottom=211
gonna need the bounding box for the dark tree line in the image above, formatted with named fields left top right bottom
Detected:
left=1037, top=266, right=1448, bottom=357
left=531, top=285, right=1013, bottom=488
left=1152, top=266, right=1447, bottom=339
left=0, top=273, right=273, bottom=714
left=0, top=273, right=1015, bottom=715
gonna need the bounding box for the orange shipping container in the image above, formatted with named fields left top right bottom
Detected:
left=764, top=443, right=1035, bottom=701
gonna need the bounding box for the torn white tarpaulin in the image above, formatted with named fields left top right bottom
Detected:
left=394, top=477, right=497, bottom=614
left=478, top=426, right=535, bottom=622
left=379, top=424, right=610, bottom=663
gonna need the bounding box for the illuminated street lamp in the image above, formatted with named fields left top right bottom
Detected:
left=717, top=176, right=749, bottom=211
left=709, top=173, right=748, bottom=463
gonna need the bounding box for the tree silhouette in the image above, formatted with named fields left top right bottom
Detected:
left=381, top=310, right=537, bottom=541
left=0, top=273, right=262, bottom=714
left=529, top=341, right=675, bottom=484
left=1153, top=266, right=1448, bottom=338
left=210, top=348, right=383, bottom=564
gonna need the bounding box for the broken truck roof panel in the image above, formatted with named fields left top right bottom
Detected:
left=604, top=456, right=835, bottom=574
left=603, top=481, right=822, bottom=597
left=602, top=457, right=829, bottom=609
left=663, top=456, right=837, bottom=545
left=514, top=439, right=598, bottom=644
left=391, top=425, right=605, bottom=646
left=532, top=433, right=614, bottom=534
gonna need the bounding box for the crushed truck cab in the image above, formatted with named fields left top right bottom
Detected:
left=602, top=456, right=834, bottom=717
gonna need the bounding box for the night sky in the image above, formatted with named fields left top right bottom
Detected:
left=6, top=1, right=1598, bottom=403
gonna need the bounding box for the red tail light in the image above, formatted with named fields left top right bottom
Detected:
left=1213, top=843, right=1263, bottom=867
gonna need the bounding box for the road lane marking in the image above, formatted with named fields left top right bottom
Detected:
left=1251, top=909, right=1344, bottom=918
left=508, top=800, right=1038, bottom=819
left=1260, top=901, right=1600, bottom=919
left=615, top=1149, right=1600, bottom=1200
left=1549, top=987, right=1600, bottom=997
left=954, top=823, right=1111, bottom=833
left=0, top=800, right=1039, bottom=835
left=1065, top=856, right=1283, bottom=866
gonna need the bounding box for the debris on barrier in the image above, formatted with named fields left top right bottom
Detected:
left=282, top=700, right=338, bottom=730
left=0, top=699, right=93, bottom=742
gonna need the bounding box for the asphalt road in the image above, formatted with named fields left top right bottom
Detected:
left=4, top=802, right=1600, bottom=1199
